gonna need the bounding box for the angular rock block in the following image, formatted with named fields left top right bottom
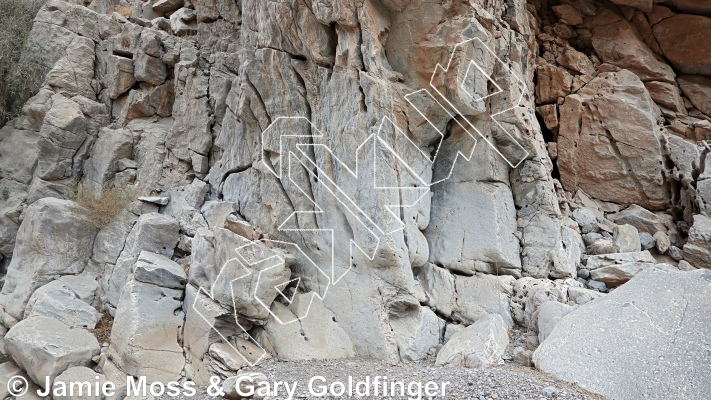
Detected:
left=435, top=314, right=509, bottom=368
left=108, top=279, right=185, bottom=383
left=4, top=316, right=100, bottom=388
left=534, top=267, right=711, bottom=400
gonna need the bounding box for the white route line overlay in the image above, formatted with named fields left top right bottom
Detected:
left=193, top=35, right=529, bottom=367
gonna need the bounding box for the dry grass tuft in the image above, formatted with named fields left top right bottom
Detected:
left=74, top=184, right=137, bottom=228
left=0, top=0, right=48, bottom=126
left=90, top=313, right=113, bottom=345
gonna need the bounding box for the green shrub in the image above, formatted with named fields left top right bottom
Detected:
left=0, top=0, right=47, bottom=127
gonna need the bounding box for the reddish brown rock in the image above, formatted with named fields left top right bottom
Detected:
left=553, top=4, right=584, bottom=25
left=644, top=81, right=686, bottom=116
left=556, top=46, right=595, bottom=76
left=653, top=14, right=711, bottom=76
left=592, top=10, right=675, bottom=83
left=662, top=0, right=711, bottom=17
left=536, top=104, right=559, bottom=134
left=609, top=0, right=652, bottom=12
left=646, top=5, right=676, bottom=26
left=536, top=65, right=572, bottom=104
left=557, top=69, right=668, bottom=210
left=630, top=11, right=662, bottom=55
left=678, top=75, right=711, bottom=117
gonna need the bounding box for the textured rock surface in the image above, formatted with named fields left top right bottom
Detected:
left=435, top=314, right=509, bottom=369
left=108, top=279, right=185, bottom=382
left=5, top=316, right=100, bottom=387
left=1, top=0, right=711, bottom=391
left=557, top=70, right=667, bottom=210
left=0, top=199, right=97, bottom=327
left=534, top=267, right=711, bottom=400
left=263, top=293, right=356, bottom=360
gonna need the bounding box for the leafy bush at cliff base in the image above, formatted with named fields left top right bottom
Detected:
left=0, top=0, right=47, bottom=127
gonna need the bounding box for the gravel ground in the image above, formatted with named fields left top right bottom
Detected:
left=227, top=357, right=608, bottom=400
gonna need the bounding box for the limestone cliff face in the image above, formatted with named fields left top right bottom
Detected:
left=0, top=0, right=709, bottom=390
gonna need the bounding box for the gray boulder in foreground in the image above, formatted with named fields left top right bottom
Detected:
left=435, top=314, right=509, bottom=368
left=533, top=267, right=711, bottom=400
left=4, top=316, right=100, bottom=388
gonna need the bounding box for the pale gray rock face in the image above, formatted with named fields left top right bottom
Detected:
left=435, top=314, right=509, bottom=368
left=105, top=213, right=180, bottom=311
left=133, top=251, right=187, bottom=290
left=53, top=367, right=107, bottom=400
left=263, top=293, right=356, bottom=361
left=417, top=263, right=515, bottom=326
left=683, top=214, right=711, bottom=268
left=534, top=267, right=711, bottom=400
left=0, top=199, right=97, bottom=327
left=511, top=278, right=569, bottom=331
left=425, top=123, right=521, bottom=277
left=586, top=251, right=656, bottom=271
left=82, top=127, right=133, bottom=189
left=4, top=316, right=100, bottom=388
left=590, top=262, right=676, bottom=287
left=537, top=301, right=574, bottom=343
left=12, top=0, right=708, bottom=380
left=23, top=281, right=101, bottom=329
left=189, top=228, right=290, bottom=323
left=108, top=279, right=185, bottom=383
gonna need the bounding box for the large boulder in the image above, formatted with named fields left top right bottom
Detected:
left=533, top=267, right=711, bottom=400
left=107, top=279, right=185, bottom=383
left=4, top=316, right=100, bottom=388
left=678, top=75, right=711, bottom=117
left=23, top=280, right=101, bottom=329
left=683, top=215, right=711, bottom=268
left=591, top=10, right=675, bottom=83
left=0, top=199, right=98, bottom=327
left=557, top=70, right=667, bottom=210
left=389, top=307, right=444, bottom=361
left=53, top=367, right=107, bottom=400
left=653, top=14, right=711, bottom=76
left=435, top=314, right=509, bottom=368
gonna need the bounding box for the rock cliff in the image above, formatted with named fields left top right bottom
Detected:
left=0, top=0, right=709, bottom=398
